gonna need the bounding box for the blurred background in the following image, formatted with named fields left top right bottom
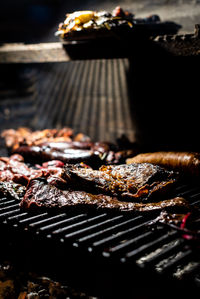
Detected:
left=1, top=0, right=200, bottom=149
left=1, top=0, right=200, bottom=44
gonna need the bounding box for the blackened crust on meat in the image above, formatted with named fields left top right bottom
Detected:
left=20, top=179, right=188, bottom=213
left=62, top=163, right=178, bottom=201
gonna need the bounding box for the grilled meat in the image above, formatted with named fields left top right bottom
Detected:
left=0, top=153, right=65, bottom=192
left=0, top=181, right=25, bottom=200
left=62, top=163, right=178, bottom=200
left=20, top=178, right=188, bottom=212
left=126, top=152, right=200, bottom=176
left=13, top=145, right=101, bottom=166
left=1, top=127, right=74, bottom=150
left=2, top=127, right=138, bottom=166
left=0, top=154, right=40, bottom=185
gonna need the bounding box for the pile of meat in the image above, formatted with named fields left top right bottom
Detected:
left=0, top=127, right=199, bottom=224
left=1, top=127, right=137, bottom=166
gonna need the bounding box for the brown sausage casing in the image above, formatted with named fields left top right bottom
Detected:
left=126, top=152, right=200, bottom=176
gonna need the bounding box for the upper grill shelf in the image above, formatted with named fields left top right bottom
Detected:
left=1, top=25, right=200, bottom=63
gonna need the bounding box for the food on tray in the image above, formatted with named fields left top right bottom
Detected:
left=126, top=152, right=200, bottom=176
left=62, top=163, right=177, bottom=200
left=20, top=178, right=188, bottom=213
left=55, top=6, right=179, bottom=41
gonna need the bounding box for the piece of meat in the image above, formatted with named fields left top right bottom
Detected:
left=126, top=152, right=200, bottom=176
left=62, top=163, right=178, bottom=201
left=13, top=145, right=100, bottom=166
left=1, top=127, right=73, bottom=150
left=20, top=179, right=188, bottom=212
left=0, top=154, right=65, bottom=189
left=0, top=181, right=26, bottom=200
left=0, top=154, right=38, bottom=185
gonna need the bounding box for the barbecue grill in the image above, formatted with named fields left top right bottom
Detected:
left=1, top=182, right=200, bottom=298
left=1, top=1, right=200, bottom=298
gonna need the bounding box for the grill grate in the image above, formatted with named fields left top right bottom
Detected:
left=1, top=183, right=200, bottom=294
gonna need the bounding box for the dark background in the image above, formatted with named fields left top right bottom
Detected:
left=1, top=0, right=200, bottom=150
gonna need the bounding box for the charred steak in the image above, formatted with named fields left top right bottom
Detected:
left=62, top=163, right=178, bottom=200
left=20, top=179, right=188, bottom=213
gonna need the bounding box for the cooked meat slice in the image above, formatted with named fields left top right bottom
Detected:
left=63, top=163, right=178, bottom=200
left=126, top=152, right=200, bottom=176
left=20, top=179, right=188, bottom=212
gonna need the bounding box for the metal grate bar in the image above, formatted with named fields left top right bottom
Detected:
left=178, top=186, right=200, bottom=198
left=38, top=213, right=87, bottom=233
left=64, top=215, right=123, bottom=240
left=0, top=199, right=16, bottom=207
left=18, top=212, right=48, bottom=225
left=73, top=215, right=143, bottom=247
left=6, top=212, right=29, bottom=224
left=88, top=219, right=153, bottom=251
left=0, top=209, right=21, bottom=219
left=161, top=249, right=194, bottom=274
left=0, top=198, right=8, bottom=203
left=141, top=239, right=185, bottom=267
left=180, top=261, right=200, bottom=281
left=103, top=230, right=154, bottom=258
left=103, top=230, right=155, bottom=257
left=121, top=231, right=179, bottom=262
left=29, top=213, right=67, bottom=229
left=50, top=213, right=107, bottom=236
left=0, top=203, right=19, bottom=212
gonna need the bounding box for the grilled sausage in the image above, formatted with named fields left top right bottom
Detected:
left=126, top=152, right=200, bottom=176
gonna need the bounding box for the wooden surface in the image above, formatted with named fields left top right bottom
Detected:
left=1, top=34, right=200, bottom=64
left=0, top=42, right=70, bottom=63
